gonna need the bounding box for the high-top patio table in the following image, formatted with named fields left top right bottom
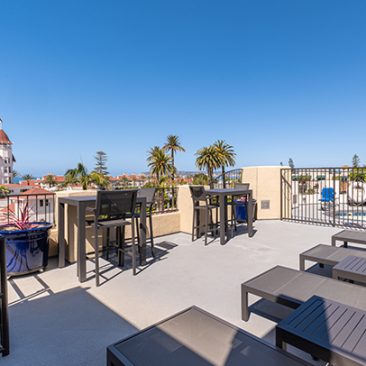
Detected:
left=332, top=229, right=366, bottom=247
left=57, top=195, right=147, bottom=283
left=276, top=295, right=366, bottom=366
left=206, top=188, right=254, bottom=244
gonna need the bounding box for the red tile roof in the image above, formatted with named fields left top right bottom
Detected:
left=42, top=175, right=65, bottom=183
left=19, top=187, right=54, bottom=196
left=0, top=129, right=12, bottom=145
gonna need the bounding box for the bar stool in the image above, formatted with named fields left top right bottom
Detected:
left=189, top=186, right=220, bottom=245
left=92, top=190, right=138, bottom=286
left=135, top=188, right=156, bottom=257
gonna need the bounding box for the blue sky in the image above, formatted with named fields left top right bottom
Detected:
left=1, top=0, right=366, bottom=177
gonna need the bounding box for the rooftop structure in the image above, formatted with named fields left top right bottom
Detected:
left=4, top=221, right=339, bottom=366
left=0, top=120, right=15, bottom=185
left=1, top=166, right=366, bottom=365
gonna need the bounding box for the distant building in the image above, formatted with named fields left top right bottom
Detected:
left=0, top=120, right=15, bottom=185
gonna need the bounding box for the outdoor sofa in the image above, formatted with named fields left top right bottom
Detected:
left=241, top=265, right=366, bottom=322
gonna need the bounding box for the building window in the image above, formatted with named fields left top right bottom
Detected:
left=39, top=199, right=49, bottom=207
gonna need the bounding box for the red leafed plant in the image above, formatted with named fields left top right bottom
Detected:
left=6, top=202, right=35, bottom=230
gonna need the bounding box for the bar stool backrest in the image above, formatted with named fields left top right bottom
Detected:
left=189, top=185, right=207, bottom=203
left=137, top=188, right=156, bottom=205
left=95, top=190, right=137, bottom=221
left=234, top=183, right=250, bottom=190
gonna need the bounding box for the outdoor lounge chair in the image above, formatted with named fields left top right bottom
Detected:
left=319, top=187, right=336, bottom=210
left=332, top=229, right=366, bottom=247
left=136, top=188, right=156, bottom=257
left=300, top=243, right=366, bottom=271
left=241, top=265, right=366, bottom=321
left=92, top=190, right=138, bottom=286
left=189, top=185, right=220, bottom=245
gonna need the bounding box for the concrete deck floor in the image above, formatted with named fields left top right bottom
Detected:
left=3, top=220, right=345, bottom=365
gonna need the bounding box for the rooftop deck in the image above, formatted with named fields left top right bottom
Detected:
left=4, top=220, right=340, bottom=366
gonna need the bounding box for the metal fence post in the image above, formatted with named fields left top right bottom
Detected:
left=332, top=168, right=336, bottom=227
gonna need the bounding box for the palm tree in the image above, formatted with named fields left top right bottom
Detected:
left=163, top=135, right=185, bottom=182
left=213, top=140, right=236, bottom=188
left=44, top=174, right=57, bottom=187
left=22, top=174, right=35, bottom=186
left=12, top=170, right=19, bottom=180
left=0, top=185, right=10, bottom=197
left=147, top=147, right=172, bottom=184
left=65, top=163, right=90, bottom=190
left=89, top=171, right=110, bottom=190
left=192, top=173, right=209, bottom=186
left=195, top=146, right=219, bottom=188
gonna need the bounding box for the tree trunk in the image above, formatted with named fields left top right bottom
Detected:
left=171, top=151, right=175, bottom=208
left=171, top=151, right=175, bottom=182
left=222, top=166, right=226, bottom=188
left=208, top=168, right=214, bottom=189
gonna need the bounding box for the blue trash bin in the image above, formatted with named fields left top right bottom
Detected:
left=234, top=200, right=247, bottom=223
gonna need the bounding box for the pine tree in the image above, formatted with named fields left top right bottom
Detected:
left=352, top=154, right=360, bottom=168
left=288, top=158, right=295, bottom=169
left=94, top=151, right=109, bottom=175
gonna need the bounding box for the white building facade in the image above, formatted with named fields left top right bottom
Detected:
left=0, top=121, right=15, bottom=185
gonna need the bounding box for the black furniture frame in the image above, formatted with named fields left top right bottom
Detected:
left=0, top=236, right=9, bottom=356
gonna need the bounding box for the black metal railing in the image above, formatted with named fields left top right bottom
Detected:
left=0, top=236, right=9, bottom=356
left=0, top=186, right=179, bottom=228
left=0, top=193, right=56, bottom=226
left=281, top=167, right=366, bottom=229
left=215, top=169, right=242, bottom=189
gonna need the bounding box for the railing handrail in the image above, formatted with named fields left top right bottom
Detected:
left=7, top=192, right=55, bottom=198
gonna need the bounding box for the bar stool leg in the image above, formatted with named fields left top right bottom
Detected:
left=131, top=219, right=136, bottom=275
left=205, top=207, right=209, bottom=245
left=192, top=208, right=196, bottom=241
left=149, top=214, right=155, bottom=258
left=94, top=224, right=100, bottom=286
left=118, top=226, right=126, bottom=267
left=106, top=228, right=110, bottom=260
